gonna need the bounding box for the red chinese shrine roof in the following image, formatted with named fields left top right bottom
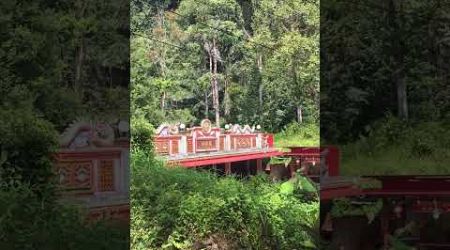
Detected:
left=320, top=175, right=450, bottom=200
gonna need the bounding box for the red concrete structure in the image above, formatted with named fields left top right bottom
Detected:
left=154, top=119, right=282, bottom=175
left=54, top=120, right=130, bottom=223
left=153, top=120, right=329, bottom=179
left=318, top=146, right=450, bottom=249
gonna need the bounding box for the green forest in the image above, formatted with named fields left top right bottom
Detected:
left=131, top=0, right=319, bottom=135
left=6, top=0, right=450, bottom=248
left=321, top=0, right=450, bottom=175
left=1, top=0, right=130, bottom=248
left=130, top=0, right=320, bottom=249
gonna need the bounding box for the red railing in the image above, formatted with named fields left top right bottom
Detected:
left=154, top=123, right=272, bottom=157
left=281, top=146, right=340, bottom=177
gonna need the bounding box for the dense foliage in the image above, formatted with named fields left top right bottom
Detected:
left=1, top=0, right=129, bottom=184
left=341, top=115, right=450, bottom=175
left=0, top=184, right=129, bottom=250
left=131, top=0, right=319, bottom=132
left=274, top=123, right=319, bottom=149
left=321, top=0, right=450, bottom=174
left=130, top=2, right=320, bottom=248
left=330, top=198, right=383, bottom=224
left=131, top=149, right=319, bottom=249
left=1, top=0, right=130, bottom=247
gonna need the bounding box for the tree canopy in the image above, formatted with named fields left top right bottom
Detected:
left=321, top=0, right=450, bottom=175
left=131, top=0, right=319, bottom=132
left=321, top=0, right=450, bottom=143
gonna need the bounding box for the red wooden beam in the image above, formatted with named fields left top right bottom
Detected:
left=325, top=146, right=340, bottom=176
left=288, top=147, right=320, bottom=154
left=169, top=150, right=283, bottom=167
left=321, top=176, right=450, bottom=200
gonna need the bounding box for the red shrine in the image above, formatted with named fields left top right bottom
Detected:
left=53, top=119, right=130, bottom=223
left=154, top=119, right=282, bottom=174
left=152, top=119, right=326, bottom=179
left=318, top=148, right=450, bottom=249
left=52, top=118, right=450, bottom=248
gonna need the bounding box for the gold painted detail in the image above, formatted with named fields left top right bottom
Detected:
left=155, top=140, right=170, bottom=154
left=56, top=161, right=92, bottom=191
left=196, top=139, right=215, bottom=150
left=99, top=160, right=114, bottom=192
left=200, top=119, right=212, bottom=134
left=236, top=137, right=251, bottom=149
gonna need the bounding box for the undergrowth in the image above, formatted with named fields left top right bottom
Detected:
left=0, top=184, right=129, bottom=249
left=274, top=123, right=319, bottom=150
left=131, top=149, right=319, bottom=250
left=341, top=115, right=450, bottom=175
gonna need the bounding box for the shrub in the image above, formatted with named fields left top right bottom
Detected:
left=404, top=122, right=449, bottom=159
left=0, top=109, right=58, bottom=189
left=131, top=149, right=319, bottom=249
left=131, top=116, right=154, bottom=152
left=275, top=122, right=319, bottom=148
left=0, top=183, right=129, bottom=250
left=341, top=114, right=450, bottom=175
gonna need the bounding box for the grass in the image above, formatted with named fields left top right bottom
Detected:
left=271, top=120, right=449, bottom=176
left=274, top=123, right=319, bottom=150
left=339, top=120, right=450, bottom=176
left=341, top=146, right=450, bottom=176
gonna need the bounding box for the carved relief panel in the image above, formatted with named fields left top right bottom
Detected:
left=154, top=139, right=170, bottom=155
left=196, top=139, right=216, bottom=151
left=99, top=160, right=115, bottom=192
left=57, top=161, right=93, bottom=193
left=235, top=137, right=252, bottom=149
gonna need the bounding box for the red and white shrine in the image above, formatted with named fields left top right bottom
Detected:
left=153, top=119, right=282, bottom=174
left=54, top=119, right=130, bottom=223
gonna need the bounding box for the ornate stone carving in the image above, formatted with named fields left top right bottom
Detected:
left=230, top=124, right=255, bottom=134
left=200, top=119, right=212, bottom=134
left=59, top=119, right=116, bottom=149
left=236, top=137, right=252, bottom=149
left=57, top=161, right=93, bottom=191
left=196, top=139, right=215, bottom=151
left=99, top=160, right=115, bottom=192
left=153, top=120, right=269, bottom=155
left=155, top=123, right=179, bottom=136
left=155, top=140, right=170, bottom=155
left=74, top=163, right=92, bottom=188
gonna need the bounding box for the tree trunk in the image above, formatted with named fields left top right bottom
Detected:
left=158, top=8, right=167, bottom=112
left=207, top=44, right=213, bottom=120
left=224, top=76, right=230, bottom=117
left=109, top=66, right=113, bottom=87
left=74, top=1, right=86, bottom=89
left=396, top=73, right=408, bottom=120
left=257, top=54, right=263, bottom=110
left=75, top=39, right=84, bottom=88
left=161, top=91, right=166, bottom=110
left=389, top=0, right=408, bottom=121
left=297, top=105, right=303, bottom=123
left=291, top=54, right=302, bottom=123
left=212, top=37, right=220, bottom=127
left=204, top=91, right=209, bottom=118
